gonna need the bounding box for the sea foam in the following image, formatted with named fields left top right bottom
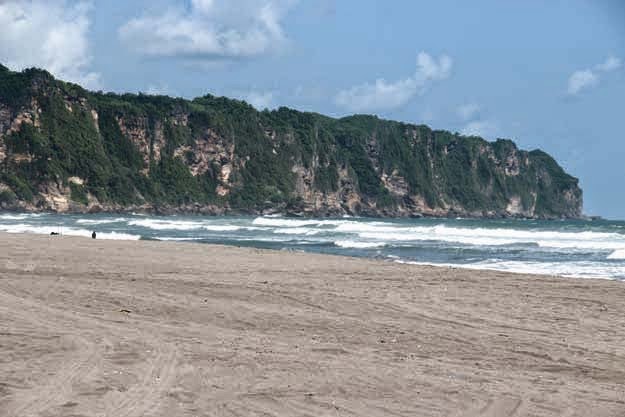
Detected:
left=334, top=240, right=386, bottom=249
left=0, top=223, right=139, bottom=240
left=607, top=249, right=625, bottom=260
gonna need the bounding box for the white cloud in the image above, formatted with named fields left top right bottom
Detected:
left=145, top=83, right=171, bottom=96
left=416, top=52, right=453, bottom=81
left=457, top=103, right=480, bottom=122
left=119, top=0, right=296, bottom=62
left=457, top=102, right=498, bottom=139
left=567, top=55, right=621, bottom=95
left=0, top=0, right=100, bottom=89
left=335, top=52, right=452, bottom=112
left=596, top=56, right=621, bottom=72
left=461, top=120, right=498, bottom=139
left=242, top=90, right=274, bottom=110
left=335, top=77, right=418, bottom=113
left=191, top=0, right=216, bottom=14
left=567, top=69, right=598, bottom=95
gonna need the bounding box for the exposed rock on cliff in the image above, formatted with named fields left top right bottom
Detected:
left=0, top=66, right=583, bottom=218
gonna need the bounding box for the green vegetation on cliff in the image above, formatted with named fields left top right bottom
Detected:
left=0, top=67, right=582, bottom=218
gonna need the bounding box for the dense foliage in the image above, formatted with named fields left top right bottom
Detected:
left=0, top=66, right=582, bottom=217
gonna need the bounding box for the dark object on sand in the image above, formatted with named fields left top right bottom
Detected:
left=50, top=232, right=60, bottom=236
left=92, top=231, right=96, bottom=239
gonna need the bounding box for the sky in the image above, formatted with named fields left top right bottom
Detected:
left=0, top=0, right=624, bottom=218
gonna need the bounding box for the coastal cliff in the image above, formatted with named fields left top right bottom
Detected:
left=0, top=65, right=582, bottom=218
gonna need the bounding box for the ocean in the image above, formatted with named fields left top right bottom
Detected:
left=1, top=212, right=624, bottom=280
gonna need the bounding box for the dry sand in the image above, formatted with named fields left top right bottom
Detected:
left=1, top=233, right=624, bottom=417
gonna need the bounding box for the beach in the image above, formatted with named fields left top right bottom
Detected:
left=1, top=233, right=624, bottom=417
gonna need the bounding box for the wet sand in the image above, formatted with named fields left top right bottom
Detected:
left=1, top=232, right=624, bottom=417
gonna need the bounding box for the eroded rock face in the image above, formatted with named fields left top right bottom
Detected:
left=0, top=100, right=43, bottom=165
left=216, top=164, right=233, bottom=197
left=194, top=129, right=233, bottom=177
left=9, top=111, right=36, bottom=133
left=152, top=121, right=166, bottom=164
left=0, top=104, right=9, bottom=163
left=0, top=67, right=583, bottom=218
left=506, top=196, right=524, bottom=216
left=91, top=109, right=99, bottom=131
left=381, top=170, right=409, bottom=197
left=562, top=189, right=583, bottom=218
left=504, top=152, right=521, bottom=176
left=172, top=128, right=236, bottom=197
left=116, top=116, right=151, bottom=173
left=38, top=182, right=71, bottom=212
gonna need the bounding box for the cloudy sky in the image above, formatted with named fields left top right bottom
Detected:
left=0, top=0, right=624, bottom=218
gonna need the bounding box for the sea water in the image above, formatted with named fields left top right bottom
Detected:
left=1, top=212, right=624, bottom=280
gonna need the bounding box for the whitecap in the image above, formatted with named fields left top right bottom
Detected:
left=394, top=259, right=624, bottom=280
left=128, top=219, right=204, bottom=231
left=76, top=217, right=128, bottom=225
left=358, top=224, right=625, bottom=251
left=201, top=225, right=240, bottom=231
left=272, top=227, right=320, bottom=236
left=0, top=213, right=31, bottom=220
left=607, top=249, right=625, bottom=260
left=252, top=217, right=349, bottom=228
left=0, top=223, right=139, bottom=240
left=156, top=237, right=205, bottom=242
left=334, top=240, right=385, bottom=249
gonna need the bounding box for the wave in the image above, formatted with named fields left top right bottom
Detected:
left=356, top=224, right=625, bottom=251
left=156, top=237, right=205, bottom=242
left=202, top=225, right=244, bottom=232
left=334, top=240, right=385, bottom=249
left=395, top=259, right=624, bottom=280
left=250, top=218, right=625, bottom=252
left=90, top=231, right=140, bottom=240
left=0, top=223, right=139, bottom=240
left=252, top=217, right=348, bottom=228
left=608, top=249, right=625, bottom=260
left=272, top=227, right=321, bottom=236
left=129, top=218, right=251, bottom=232
left=0, top=214, right=30, bottom=220
left=334, top=222, right=403, bottom=233
left=128, top=219, right=204, bottom=230
left=0, top=213, right=47, bottom=220
left=76, top=217, right=128, bottom=225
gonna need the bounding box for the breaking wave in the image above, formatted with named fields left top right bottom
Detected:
left=394, top=258, right=625, bottom=280
left=1, top=212, right=624, bottom=279
left=128, top=219, right=205, bottom=230
left=334, top=240, right=386, bottom=249
left=0, top=223, right=139, bottom=240
left=76, top=217, right=128, bottom=225
left=253, top=217, right=625, bottom=252
left=607, top=249, right=625, bottom=260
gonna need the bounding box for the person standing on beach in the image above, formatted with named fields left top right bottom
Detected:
left=92, top=231, right=97, bottom=239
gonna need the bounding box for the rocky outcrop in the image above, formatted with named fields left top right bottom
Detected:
left=116, top=116, right=151, bottom=172
left=0, top=66, right=583, bottom=218
left=0, top=104, right=9, bottom=164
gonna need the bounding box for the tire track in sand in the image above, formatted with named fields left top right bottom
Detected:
left=0, top=288, right=179, bottom=417
left=0, top=293, right=102, bottom=417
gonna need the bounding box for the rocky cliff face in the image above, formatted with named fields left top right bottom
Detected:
left=0, top=66, right=583, bottom=218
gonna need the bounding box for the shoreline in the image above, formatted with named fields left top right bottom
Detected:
left=1, top=232, right=625, bottom=416
left=1, top=228, right=622, bottom=282
left=0, top=206, right=589, bottom=220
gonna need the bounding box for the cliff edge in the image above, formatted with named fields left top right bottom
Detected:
left=0, top=66, right=582, bottom=218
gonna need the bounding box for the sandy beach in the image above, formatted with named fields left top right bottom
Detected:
left=1, top=233, right=624, bottom=417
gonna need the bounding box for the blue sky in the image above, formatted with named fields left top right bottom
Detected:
left=0, top=1, right=624, bottom=218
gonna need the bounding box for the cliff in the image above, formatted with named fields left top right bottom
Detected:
left=0, top=66, right=583, bottom=218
